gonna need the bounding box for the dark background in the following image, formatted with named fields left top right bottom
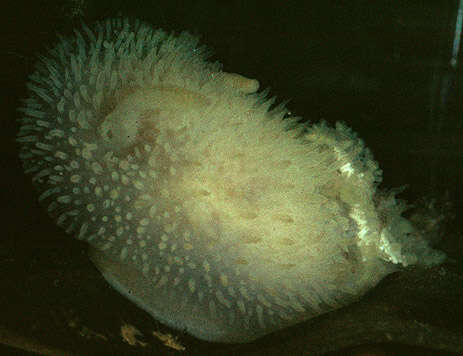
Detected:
left=1, top=0, right=463, bottom=355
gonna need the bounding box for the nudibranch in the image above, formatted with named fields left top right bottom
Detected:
left=17, top=18, right=445, bottom=343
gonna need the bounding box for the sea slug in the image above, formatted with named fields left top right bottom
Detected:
left=17, top=17, right=445, bottom=343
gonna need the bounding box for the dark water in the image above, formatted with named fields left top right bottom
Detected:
left=2, top=1, right=462, bottom=355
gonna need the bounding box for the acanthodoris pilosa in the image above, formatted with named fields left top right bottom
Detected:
left=17, top=18, right=445, bottom=343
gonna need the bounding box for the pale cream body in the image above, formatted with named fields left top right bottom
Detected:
left=17, top=18, right=444, bottom=343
